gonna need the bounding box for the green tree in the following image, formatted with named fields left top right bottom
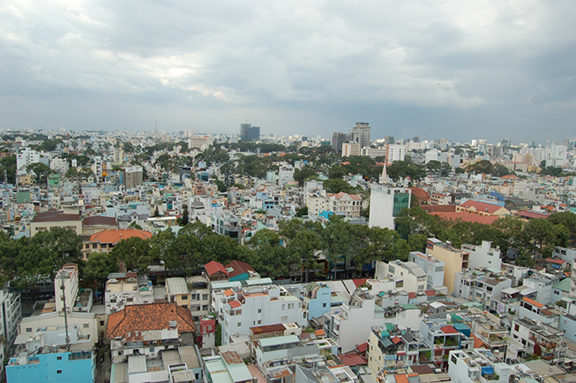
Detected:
left=247, top=229, right=289, bottom=278
left=287, top=229, right=324, bottom=283
left=294, top=166, right=317, bottom=186
left=84, top=252, right=119, bottom=288
left=26, top=162, right=53, bottom=184
left=111, top=237, right=151, bottom=271
left=180, top=205, right=190, bottom=226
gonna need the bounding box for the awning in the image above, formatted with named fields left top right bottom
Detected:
left=519, top=288, right=537, bottom=296
left=502, top=287, right=519, bottom=295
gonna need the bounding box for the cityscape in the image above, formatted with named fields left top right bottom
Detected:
left=2, top=0, right=576, bottom=382
left=0, top=124, right=573, bottom=383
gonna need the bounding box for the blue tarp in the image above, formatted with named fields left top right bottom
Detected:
left=482, top=366, right=494, bottom=375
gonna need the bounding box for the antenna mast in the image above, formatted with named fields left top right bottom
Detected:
left=60, top=273, right=70, bottom=346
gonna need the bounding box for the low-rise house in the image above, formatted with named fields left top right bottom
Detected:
left=82, top=228, right=152, bottom=259
left=105, top=272, right=154, bottom=315
left=448, top=348, right=512, bottom=383
left=408, top=251, right=446, bottom=290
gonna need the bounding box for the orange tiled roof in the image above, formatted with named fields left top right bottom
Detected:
left=106, top=303, right=195, bottom=339
left=89, top=228, right=152, bottom=244
left=432, top=212, right=500, bottom=225
left=523, top=296, right=544, bottom=308
left=223, top=289, right=234, bottom=297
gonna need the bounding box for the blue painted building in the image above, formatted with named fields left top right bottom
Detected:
left=302, top=282, right=331, bottom=321
left=6, top=327, right=95, bottom=383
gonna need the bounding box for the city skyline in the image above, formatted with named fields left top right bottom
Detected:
left=1, top=1, right=576, bottom=143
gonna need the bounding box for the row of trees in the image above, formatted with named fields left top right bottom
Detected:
left=397, top=207, right=576, bottom=266
left=3, top=208, right=576, bottom=292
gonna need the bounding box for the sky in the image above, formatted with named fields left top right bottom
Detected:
left=1, top=0, right=576, bottom=144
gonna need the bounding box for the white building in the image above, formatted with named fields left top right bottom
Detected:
left=522, top=272, right=559, bottom=305
left=454, top=270, right=512, bottom=311
left=385, top=144, right=405, bottom=165
left=448, top=349, right=512, bottom=383
left=323, top=290, right=421, bottom=353
left=462, top=241, right=502, bottom=270
left=368, top=184, right=411, bottom=230
left=50, top=157, right=69, bottom=174
left=408, top=252, right=445, bottom=290
left=342, top=142, right=361, bottom=157
left=16, top=148, right=40, bottom=171
left=375, top=260, right=427, bottom=293
left=105, top=272, right=154, bottom=315
left=278, top=165, right=295, bottom=184
left=0, top=289, right=21, bottom=377
left=219, top=284, right=307, bottom=345
left=55, top=264, right=79, bottom=313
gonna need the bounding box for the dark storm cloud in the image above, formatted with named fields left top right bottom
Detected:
left=1, top=0, right=576, bottom=143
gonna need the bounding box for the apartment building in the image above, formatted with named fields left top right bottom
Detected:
left=462, top=241, right=502, bottom=270
left=375, top=260, right=427, bottom=293
left=426, top=238, right=469, bottom=294
left=408, top=252, right=445, bottom=290
left=448, top=349, right=512, bottom=383
left=219, top=284, right=307, bottom=345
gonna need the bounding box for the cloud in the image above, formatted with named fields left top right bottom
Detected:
left=1, top=0, right=576, bottom=142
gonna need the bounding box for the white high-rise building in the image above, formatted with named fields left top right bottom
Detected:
left=16, top=148, right=40, bottom=171
left=368, top=184, right=411, bottom=230
left=385, top=144, right=405, bottom=165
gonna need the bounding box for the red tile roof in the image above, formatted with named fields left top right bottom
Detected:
left=356, top=342, right=368, bottom=353
left=225, top=260, right=255, bottom=279
left=472, top=334, right=486, bottom=349
left=421, top=205, right=456, bottom=213
left=391, top=336, right=403, bottom=344
left=89, top=228, right=152, bottom=244
left=459, top=200, right=505, bottom=214
left=315, top=329, right=325, bottom=337
left=395, top=374, right=409, bottom=383
left=408, top=292, right=416, bottom=299
left=353, top=278, right=368, bottom=288
left=431, top=212, right=499, bottom=225
left=441, top=325, right=458, bottom=334
left=106, top=303, right=195, bottom=339
left=229, top=300, right=241, bottom=308
left=514, top=210, right=550, bottom=219
left=205, top=261, right=228, bottom=276
left=408, top=187, right=430, bottom=201
left=425, top=290, right=436, bottom=297
left=223, top=289, right=234, bottom=297
left=339, top=353, right=368, bottom=366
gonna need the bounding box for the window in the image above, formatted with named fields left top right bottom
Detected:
left=281, top=316, right=288, bottom=321
left=323, top=303, right=327, bottom=308
left=202, top=294, right=209, bottom=300
left=57, top=356, right=62, bottom=360
left=149, top=347, right=154, bottom=352
left=182, top=295, right=188, bottom=300
left=258, top=320, right=261, bottom=324
left=282, top=304, right=285, bottom=310
left=26, top=327, right=32, bottom=333
left=100, top=321, right=105, bottom=326
left=127, top=297, right=133, bottom=303
left=57, top=370, right=62, bottom=374
left=258, top=308, right=261, bottom=313
left=202, top=305, right=208, bottom=311
left=514, top=324, right=520, bottom=332
left=237, top=322, right=241, bottom=327
left=83, top=323, right=90, bottom=328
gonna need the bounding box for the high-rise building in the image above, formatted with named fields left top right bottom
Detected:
left=247, top=126, right=260, bottom=140
left=332, top=132, right=351, bottom=152
left=368, top=184, right=411, bottom=230
left=351, top=122, right=371, bottom=148
left=240, top=123, right=251, bottom=139
left=124, top=166, right=143, bottom=189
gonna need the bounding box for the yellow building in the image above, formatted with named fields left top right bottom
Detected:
left=30, top=211, right=83, bottom=237
left=426, top=238, right=469, bottom=294
left=166, top=277, right=191, bottom=309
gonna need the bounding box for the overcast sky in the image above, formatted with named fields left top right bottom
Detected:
left=1, top=0, right=576, bottom=144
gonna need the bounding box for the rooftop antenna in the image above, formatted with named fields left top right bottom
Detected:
left=60, top=272, right=70, bottom=346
